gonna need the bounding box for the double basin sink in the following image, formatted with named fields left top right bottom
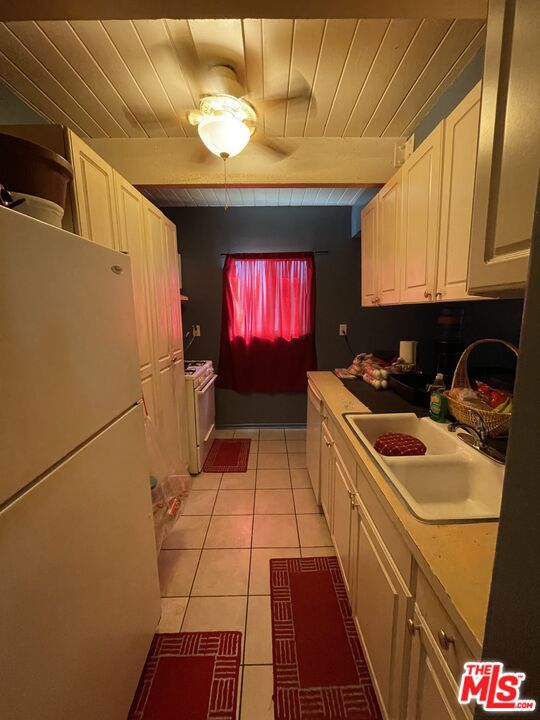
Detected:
left=344, top=413, right=504, bottom=524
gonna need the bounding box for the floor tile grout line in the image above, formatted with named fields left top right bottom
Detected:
left=179, top=482, right=220, bottom=632
left=239, top=426, right=260, bottom=720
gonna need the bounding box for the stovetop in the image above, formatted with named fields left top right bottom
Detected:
left=184, top=360, right=213, bottom=377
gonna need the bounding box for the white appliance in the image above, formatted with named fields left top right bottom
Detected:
left=0, top=208, right=160, bottom=720
left=184, top=360, right=217, bottom=473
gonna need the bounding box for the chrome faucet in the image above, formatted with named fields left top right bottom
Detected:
left=448, top=410, right=489, bottom=449
left=448, top=410, right=505, bottom=464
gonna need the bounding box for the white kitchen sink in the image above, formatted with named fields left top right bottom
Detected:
left=344, top=413, right=503, bottom=523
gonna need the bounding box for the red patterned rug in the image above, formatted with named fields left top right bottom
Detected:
left=128, top=631, right=241, bottom=720
left=203, top=439, right=251, bottom=472
left=270, top=556, right=382, bottom=720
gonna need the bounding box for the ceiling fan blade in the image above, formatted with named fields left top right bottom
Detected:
left=250, top=133, right=294, bottom=160
left=247, top=71, right=316, bottom=116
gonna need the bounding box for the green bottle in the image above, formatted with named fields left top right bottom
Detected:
left=429, top=373, right=448, bottom=422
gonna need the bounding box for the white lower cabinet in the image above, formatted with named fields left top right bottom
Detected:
left=406, top=607, right=471, bottom=720
left=331, top=448, right=356, bottom=593
left=319, top=421, right=334, bottom=529
left=306, top=383, right=323, bottom=501
left=313, top=395, right=477, bottom=720
left=353, top=504, right=412, bottom=720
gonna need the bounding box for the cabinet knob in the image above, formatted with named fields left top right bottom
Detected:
left=325, top=439, right=333, bottom=447
left=407, top=619, right=420, bottom=636
left=435, top=291, right=443, bottom=300
left=437, top=629, right=455, bottom=651
left=423, top=290, right=433, bottom=300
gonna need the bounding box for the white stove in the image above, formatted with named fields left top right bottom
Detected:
left=184, top=360, right=217, bottom=473
left=184, top=360, right=214, bottom=388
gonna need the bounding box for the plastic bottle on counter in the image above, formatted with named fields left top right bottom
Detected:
left=428, top=373, right=448, bottom=423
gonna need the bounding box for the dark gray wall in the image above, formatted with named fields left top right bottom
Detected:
left=164, top=205, right=523, bottom=426
left=0, top=83, right=47, bottom=125
left=413, top=48, right=484, bottom=147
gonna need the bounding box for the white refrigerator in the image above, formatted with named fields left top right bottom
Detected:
left=0, top=207, right=160, bottom=719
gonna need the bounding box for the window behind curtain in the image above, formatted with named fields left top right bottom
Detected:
left=217, top=253, right=317, bottom=393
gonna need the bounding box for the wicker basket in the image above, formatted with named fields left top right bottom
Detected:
left=444, top=339, right=518, bottom=438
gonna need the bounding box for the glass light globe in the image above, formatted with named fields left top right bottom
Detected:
left=197, top=114, right=251, bottom=158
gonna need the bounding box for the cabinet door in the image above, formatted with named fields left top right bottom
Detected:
left=116, top=174, right=154, bottom=377
left=407, top=608, right=470, bottom=720
left=144, top=201, right=172, bottom=372
left=354, top=509, right=412, bottom=719
left=361, top=197, right=379, bottom=307
left=331, top=449, right=355, bottom=592
left=68, top=131, right=118, bottom=249
left=437, top=84, right=482, bottom=301
left=400, top=125, right=443, bottom=303
left=157, top=361, right=181, bottom=471
left=164, top=218, right=183, bottom=356
left=468, top=0, right=537, bottom=295
left=306, top=384, right=323, bottom=501
left=378, top=172, right=402, bottom=305
left=320, top=421, right=334, bottom=530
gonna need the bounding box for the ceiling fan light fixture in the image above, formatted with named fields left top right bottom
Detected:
left=197, top=113, right=251, bottom=159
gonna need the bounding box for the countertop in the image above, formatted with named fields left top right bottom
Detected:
left=308, top=371, right=498, bottom=655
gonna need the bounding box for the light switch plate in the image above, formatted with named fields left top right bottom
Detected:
left=193, top=324, right=201, bottom=337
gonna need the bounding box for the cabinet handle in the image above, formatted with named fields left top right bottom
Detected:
left=423, top=290, right=433, bottom=300
left=435, top=291, right=443, bottom=300
left=325, top=439, right=334, bottom=447
left=407, top=619, right=421, bottom=636
left=350, top=492, right=361, bottom=508
left=437, top=629, right=455, bottom=651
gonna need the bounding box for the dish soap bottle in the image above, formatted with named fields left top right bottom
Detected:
left=429, top=373, right=448, bottom=422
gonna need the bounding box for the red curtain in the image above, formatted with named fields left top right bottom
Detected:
left=217, top=252, right=317, bottom=392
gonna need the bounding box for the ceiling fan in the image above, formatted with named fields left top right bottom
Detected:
left=185, top=63, right=314, bottom=161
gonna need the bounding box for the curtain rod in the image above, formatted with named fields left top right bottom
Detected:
left=220, top=251, right=328, bottom=256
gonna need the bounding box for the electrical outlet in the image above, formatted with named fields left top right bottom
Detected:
left=193, top=324, right=201, bottom=337
left=339, top=324, right=348, bottom=336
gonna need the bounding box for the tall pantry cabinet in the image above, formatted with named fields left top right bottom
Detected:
left=68, top=130, right=188, bottom=476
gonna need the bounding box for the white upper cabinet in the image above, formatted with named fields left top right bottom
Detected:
left=360, top=197, right=379, bottom=307
left=67, top=131, right=119, bottom=250
left=437, top=83, right=482, bottom=301
left=468, top=0, right=538, bottom=296
left=377, top=172, right=402, bottom=305
left=115, top=172, right=155, bottom=380
left=163, top=218, right=183, bottom=358
left=400, top=125, right=443, bottom=303
left=144, top=201, right=172, bottom=372
left=361, top=82, right=489, bottom=307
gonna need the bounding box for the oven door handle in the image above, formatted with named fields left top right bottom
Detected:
left=203, top=422, right=216, bottom=443
left=196, top=374, right=217, bottom=395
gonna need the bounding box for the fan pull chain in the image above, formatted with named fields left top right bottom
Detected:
left=220, top=152, right=229, bottom=211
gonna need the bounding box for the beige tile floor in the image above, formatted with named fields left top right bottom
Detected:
left=156, top=425, right=336, bottom=719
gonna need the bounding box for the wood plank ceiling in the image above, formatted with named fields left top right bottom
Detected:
left=0, top=18, right=485, bottom=140
left=139, top=186, right=373, bottom=207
